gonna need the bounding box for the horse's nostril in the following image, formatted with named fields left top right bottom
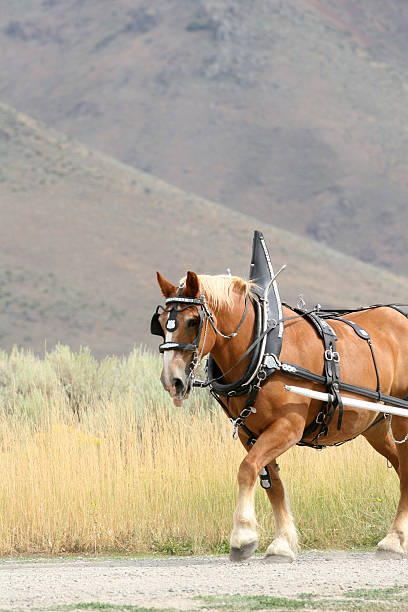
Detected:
left=172, top=377, right=184, bottom=394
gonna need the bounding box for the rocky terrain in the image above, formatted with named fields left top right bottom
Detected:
left=1, top=1, right=408, bottom=276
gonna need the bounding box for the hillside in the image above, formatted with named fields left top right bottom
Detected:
left=1, top=1, right=408, bottom=276
left=1, top=102, right=408, bottom=355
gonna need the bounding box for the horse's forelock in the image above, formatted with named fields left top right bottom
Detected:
left=179, top=274, right=252, bottom=311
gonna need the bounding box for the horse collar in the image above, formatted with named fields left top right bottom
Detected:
left=205, top=231, right=285, bottom=397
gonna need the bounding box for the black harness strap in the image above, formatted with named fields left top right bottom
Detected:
left=159, top=341, right=197, bottom=353
left=294, top=309, right=394, bottom=447
left=303, top=313, right=343, bottom=440
left=327, top=316, right=382, bottom=401
left=298, top=412, right=386, bottom=450
left=315, top=303, right=408, bottom=317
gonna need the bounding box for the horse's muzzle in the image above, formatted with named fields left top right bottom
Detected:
left=161, top=373, right=191, bottom=406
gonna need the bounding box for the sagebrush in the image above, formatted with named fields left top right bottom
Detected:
left=0, top=345, right=399, bottom=555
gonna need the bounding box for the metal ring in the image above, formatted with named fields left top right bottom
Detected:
left=240, top=408, right=252, bottom=418
left=316, top=411, right=325, bottom=424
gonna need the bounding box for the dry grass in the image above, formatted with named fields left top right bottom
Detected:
left=0, top=346, right=400, bottom=556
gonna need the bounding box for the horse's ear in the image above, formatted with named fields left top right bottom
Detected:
left=156, top=271, right=178, bottom=298
left=182, top=271, right=200, bottom=297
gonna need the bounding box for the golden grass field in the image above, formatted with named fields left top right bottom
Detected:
left=0, top=346, right=400, bottom=556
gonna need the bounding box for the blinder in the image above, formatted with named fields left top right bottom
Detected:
left=151, top=308, right=165, bottom=338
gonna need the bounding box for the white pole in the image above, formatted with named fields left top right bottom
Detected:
left=283, top=385, right=408, bottom=419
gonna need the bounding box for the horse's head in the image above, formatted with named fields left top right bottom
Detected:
left=152, top=270, right=217, bottom=406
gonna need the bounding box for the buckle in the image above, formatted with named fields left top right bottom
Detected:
left=324, top=348, right=340, bottom=362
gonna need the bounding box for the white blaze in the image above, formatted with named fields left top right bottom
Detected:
left=163, top=327, right=175, bottom=383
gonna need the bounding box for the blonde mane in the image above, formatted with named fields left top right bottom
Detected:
left=181, top=274, right=253, bottom=311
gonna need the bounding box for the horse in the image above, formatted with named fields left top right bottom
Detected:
left=153, top=269, right=408, bottom=562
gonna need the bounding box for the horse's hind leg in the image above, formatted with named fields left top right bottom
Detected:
left=364, top=416, right=408, bottom=559
left=263, top=459, right=298, bottom=563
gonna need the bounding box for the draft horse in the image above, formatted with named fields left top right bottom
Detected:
left=152, top=266, right=408, bottom=562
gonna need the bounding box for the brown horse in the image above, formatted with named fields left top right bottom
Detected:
left=154, top=270, right=408, bottom=562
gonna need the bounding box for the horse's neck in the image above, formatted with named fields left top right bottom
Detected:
left=209, top=302, right=297, bottom=382
left=209, top=295, right=257, bottom=383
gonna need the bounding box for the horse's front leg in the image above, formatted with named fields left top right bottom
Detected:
left=230, top=413, right=304, bottom=562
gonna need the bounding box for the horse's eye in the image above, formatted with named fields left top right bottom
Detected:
left=187, top=318, right=199, bottom=328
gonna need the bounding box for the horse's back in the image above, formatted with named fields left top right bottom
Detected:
left=334, top=306, right=408, bottom=398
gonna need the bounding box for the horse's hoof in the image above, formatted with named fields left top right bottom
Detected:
left=264, top=553, right=294, bottom=563
left=375, top=548, right=403, bottom=560
left=229, top=540, right=258, bottom=562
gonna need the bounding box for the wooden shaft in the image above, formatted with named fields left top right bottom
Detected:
left=283, top=385, right=408, bottom=419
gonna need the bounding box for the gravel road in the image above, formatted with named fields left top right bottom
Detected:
left=1, top=552, right=407, bottom=610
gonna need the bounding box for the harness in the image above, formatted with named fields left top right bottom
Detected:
left=151, top=231, right=408, bottom=489
left=289, top=307, right=383, bottom=447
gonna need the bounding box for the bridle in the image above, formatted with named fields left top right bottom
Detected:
left=151, top=286, right=250, bottom=379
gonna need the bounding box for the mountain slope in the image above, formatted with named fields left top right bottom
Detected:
left=1, top=102, right=408, bottom=355
left=1, top=1, right=408, bottom=276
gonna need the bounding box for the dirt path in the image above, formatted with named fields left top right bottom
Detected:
left=1, top=552, right=407, bottom=610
